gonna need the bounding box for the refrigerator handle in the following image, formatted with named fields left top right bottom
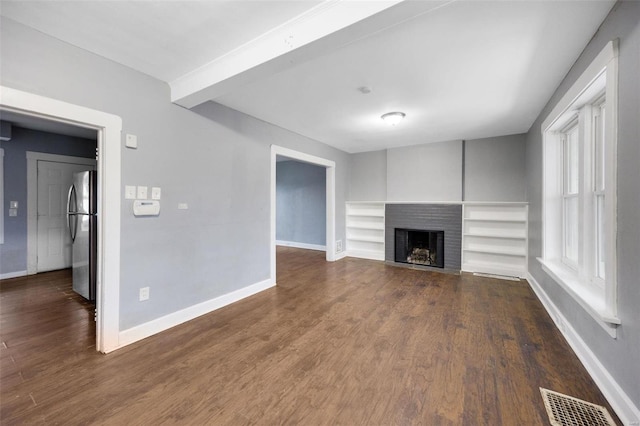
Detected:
left=67, top=185, right=78, bottom=242
left=72, top=212, right=79, bottom=243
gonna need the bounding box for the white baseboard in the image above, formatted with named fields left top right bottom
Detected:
left=527, top=273, right=640, bottom=426
left=276, top=240, right=326, bottom=251
left=118, top=278, right=275, bottom=348
left=0, top=270, right=28, bottom=280
left=334, top=251, right=347, bottom=261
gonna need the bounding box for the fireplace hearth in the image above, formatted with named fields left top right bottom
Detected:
left=395, top=228, right=444, bottom=268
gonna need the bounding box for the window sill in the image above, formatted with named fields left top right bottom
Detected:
left=537, top=258, right=620, bottom=338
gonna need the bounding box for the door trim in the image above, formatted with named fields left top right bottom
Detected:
left=27, top=152, right=97, bottom=274
left=270, top=145, right=336, bottom=284
left=0, top=148, right=4, bottom=245
left=1, top=85, right=122, bottom=353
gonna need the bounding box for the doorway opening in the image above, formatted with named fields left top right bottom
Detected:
left=270, top=145, right=336, bottom=284
left=1, top=85, right=122, bottom=353
left=275, top=157, right=327, bottom=252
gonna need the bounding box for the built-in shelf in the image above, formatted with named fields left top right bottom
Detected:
left=463, top=232, right=526, bottom=240
left=464, top=247, right=526, bottom=257
left=463, top=218, right=527, bottom=223
left=345, top=202, right=527, bottom=273
left=346, top=223, right=385, bottom=230
left=462, top=203, right=528, bottom=278
left=346, top=202, right=385, bottom=261
left=347, top=235, right=385, bottom=243
left=345, top=206, right=384, bottom=217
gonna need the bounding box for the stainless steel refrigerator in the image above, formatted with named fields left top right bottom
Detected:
left=66, top=171, right=97, bottom=302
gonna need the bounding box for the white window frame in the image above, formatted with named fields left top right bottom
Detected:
left=539, top=40, right=619, bottom=338
left=561, top=121, right=579, bottom=270
left=592, top=100, right=606, bottom=282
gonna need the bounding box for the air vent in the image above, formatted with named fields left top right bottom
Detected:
left=540, top=388, right=616, bottom=426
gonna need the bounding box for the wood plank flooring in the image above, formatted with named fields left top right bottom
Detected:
left=1, top=247, right=619, bottom=425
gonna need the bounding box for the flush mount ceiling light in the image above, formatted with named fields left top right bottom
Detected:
left=381, top=111, right=406, bottom=126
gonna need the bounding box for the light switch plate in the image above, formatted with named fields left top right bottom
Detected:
left=9, top=208, right=17, bottom=217
left=125, top=186, right=136, bottom=200
left=125, top=133, right=137, bottom=149
left=151, top=187, right=161, bottom=200
left=10, top=201, right=18, bottom=209
left=137, top=186, right=148, bottom=199
left=178, top=203, right=188, bottom=210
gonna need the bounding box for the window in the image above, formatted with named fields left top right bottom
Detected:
left=559, top=99, right=607, bottom=283
left=562, top=122, right=579, bottom=267
left=540, top=41, right=619, bottom=337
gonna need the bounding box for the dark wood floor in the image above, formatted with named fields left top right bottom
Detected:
left=1, top=247, right=618, bottom=425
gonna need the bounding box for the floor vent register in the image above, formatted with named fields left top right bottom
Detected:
left=540, top=388, right=616, bottom=426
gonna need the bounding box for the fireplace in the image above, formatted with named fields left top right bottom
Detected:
left=385, top=204, right=461, bottom=271
left=394, top=228, right=444, bottom=268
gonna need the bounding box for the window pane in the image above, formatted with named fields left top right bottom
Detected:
left=596, top=194, right=605, bottom=279
left=595, top=104, right=606, bottom=191
left=564, top=196, right=579, bottom=264
left=565, top=127, right=579, bottom=194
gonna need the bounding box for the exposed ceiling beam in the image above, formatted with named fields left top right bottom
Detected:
left=170, top=0, right=452, bottom=109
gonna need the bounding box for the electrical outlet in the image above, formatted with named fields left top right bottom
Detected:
left=139, top=287, right=149, bottom=301
left=336, top=240, right=343, bottom=253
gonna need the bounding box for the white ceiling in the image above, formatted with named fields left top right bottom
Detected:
left=1, top=1, right=615, bottom=153
left=0, top=0, right=323, bottom=82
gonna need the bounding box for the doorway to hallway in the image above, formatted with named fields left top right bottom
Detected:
left=1, top=85, right=122, bottom=352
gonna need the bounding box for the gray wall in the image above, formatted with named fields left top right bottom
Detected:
left=1, top=17, right=350, bottom=331
left=526, top=1, right=640, bottom=408
left=348, top=149, right=387, bottom=201
left=387, top=140, right=463, bottom=202
left=464, top=134, right=526, bottom=202
left=276, top=160, right=326, bottom=246
left=0, top=121, right=11, bottom=140
left=349, top=136, right=527, bottom=202
left=0, top=125, right=96, bottom=275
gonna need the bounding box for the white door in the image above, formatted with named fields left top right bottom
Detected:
left=37, top=161, right=95, bottom=272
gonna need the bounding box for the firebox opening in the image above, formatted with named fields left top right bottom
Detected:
left=395, top=228, right=444, bottom=268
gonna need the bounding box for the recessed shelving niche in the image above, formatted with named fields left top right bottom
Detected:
left=462, top=203, right=528, bottom=278
left=346, top=202, right=385, bottom=261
